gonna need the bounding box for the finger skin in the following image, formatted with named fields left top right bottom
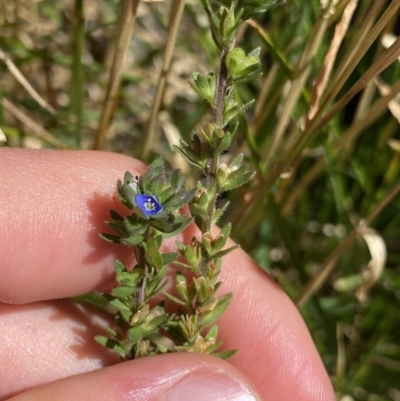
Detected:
left=0, top=300, right=119, bottom=400
left=0, top=149, right=148, bottom=303
left=7, top=353, right=262, bottom=401
left=219, top=249, right=333, bottom=400
left=0, top=149, right=335, bottom=401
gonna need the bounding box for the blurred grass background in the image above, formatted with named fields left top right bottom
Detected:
left=1, top=0, right=400, bottom=399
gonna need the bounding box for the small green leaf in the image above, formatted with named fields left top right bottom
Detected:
left=123, top=216, right=147, bottom=235
left=223, top=99, right=255, bottom=126
left=123, top=171, right=135, bottom=185
left=120, top=234, right=144, bottom=247
left=105, top=221, right=127, bottom=237
left=189, top=71, right=216, bottom=106
left=110, top=209, right=124, bottom=221
left=151, top=216, right=194, bottom=238
left=170, top=169, right=185, bottom=189
left=161, top=252, right=179, bottom=265
left=211, top=200, right=230, bottom=226
left=115, top=260, right=126, bottom=274
left=221, top=3, right=237, bottom=42
left=117, top=180, right=133, bottom=209
left=163, top=291, right=188, bottom=306
left=194, top=277, right=211, bottom=304
left=220, top=223, right=231, bottom=239
left=119, top=308, right=133, bottom=323
left=176, top=283, right=190, bottom=305
left=229, top=153, right=244, bottom=169
left=95, top=336, right=128, bottom=354
left=146, top=265, right=168, bottom=296
left=127, top=326, right=143, bottom=344
left=183, top=243, right=201, bottom=267
left=218, top=166, right=255, bottom=193
left=201, top=293, right=233, bottom=326
left=205, top=324, right=218, bottom=340
left=99, top=233, right=121, bottom=244
left=212, top=348, right=238, bottom=360
left=116, top=267, right=144, bottom=288
left=105, top=327, right=118, bottom=337
left=146, top=236, right=163, bottom=270
left=226, top=48, right=261, bottom=82
left=209, top=244, right=240, bottom=260
left=163, top=188, right=198, bottom=211
left=212, top=131, right=233, bottom=155
left=143, top=313, right=170, bottom=333
left=121, top=181, right=138, bottom=209
left=241, top=0, right=285, bottom=20
left=174, top=144, right=207, bottom=172
left=112, top=285, right=135, bottom=297
left=213, top=223, right=231, bottom=252
left=110, top=298, right=131, bottom=311
left=173, top=260, right=198, bottom=272
left=189, top=203, right=208, bottom=220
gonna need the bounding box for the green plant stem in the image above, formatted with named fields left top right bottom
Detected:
left=134, top=244, right=146, bottom=305
left=134, top=227, right=153, bottom=306
left=213, top=45, right=230, bottom=128
left=202, top=42, right=235, bottom=234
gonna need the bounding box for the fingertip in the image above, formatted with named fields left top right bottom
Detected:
left=218, top=246, right=336, bottom=401
left=0, top=149, right=146, bottom=303
left=8, top=353, right=262, bottom=401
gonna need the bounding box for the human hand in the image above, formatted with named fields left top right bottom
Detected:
left=0, top=149, right=335, bottom=401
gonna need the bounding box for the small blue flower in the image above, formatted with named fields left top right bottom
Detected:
left=135, top=194, right=163, bottom=216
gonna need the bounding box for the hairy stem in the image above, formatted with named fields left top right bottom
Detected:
left=202, top=42, right=234, bottom=234
left=134, top=244, right=146, bottom=305
left=212, top=45, right=230, bottom=128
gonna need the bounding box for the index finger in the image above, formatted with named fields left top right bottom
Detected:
left=0, top=148, right=335, bottom=401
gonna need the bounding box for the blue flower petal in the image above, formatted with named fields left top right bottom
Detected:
left=135, top=194, right=163, bottom=216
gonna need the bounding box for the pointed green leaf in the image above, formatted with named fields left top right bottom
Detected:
left=161, top=252, right=179, bottom=265
left=163, top=291, right=188, bottom=307
left=120, top=234, right=144, bottom=247
left=205, top=324, right=218, bottom=340
left=146, top=265, right=167, bottom=295
left=218, top=167, right=255, bottom=192
left=212, top=348, right=238, bottom=360
left=112, top=285, right=135, bottom=297
left=211, top=200, right=230, bottom=226
left=189, top=71, right=216, bottom=106
left=105, top=221, right=127, bottom=237
left=99, top=233, right=121, bottom=244
left=209, top=244, right=240, bottom=260
left=143, top=313, right=170, bottom=333
left=146, top=236, right=163, bottom=270
left=173, top=144, right=207, bottom=172
left=213, top=131, right=233, bottom=155
left=127, top=326, right=143, bottom=345
left=110, top=209, right=124, bottom=221
left=110, top=298, right=131, bottom=311
left=95, top=336, right=128, bottom=354
left=189, top=203, right=208, bottom=219
left=229, top=153, right=243, bottom=169
left=163, top=188, right=198, bottom=211
left=201, top=292, right=233, bottom=326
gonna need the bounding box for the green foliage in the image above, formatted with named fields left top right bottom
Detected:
left=189, top=71, right=217, bottom=107
left=92, top=0, right=272, bottom=361
left=226, top=47, right=261, bottom=82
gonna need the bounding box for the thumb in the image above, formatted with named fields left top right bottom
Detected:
left=8, top=353, right=262, bottom=401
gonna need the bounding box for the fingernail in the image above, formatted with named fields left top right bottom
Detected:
left=163, top=370, right=259, bottom=401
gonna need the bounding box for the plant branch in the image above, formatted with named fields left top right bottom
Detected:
left=212, top=45, right=230, bottom=128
